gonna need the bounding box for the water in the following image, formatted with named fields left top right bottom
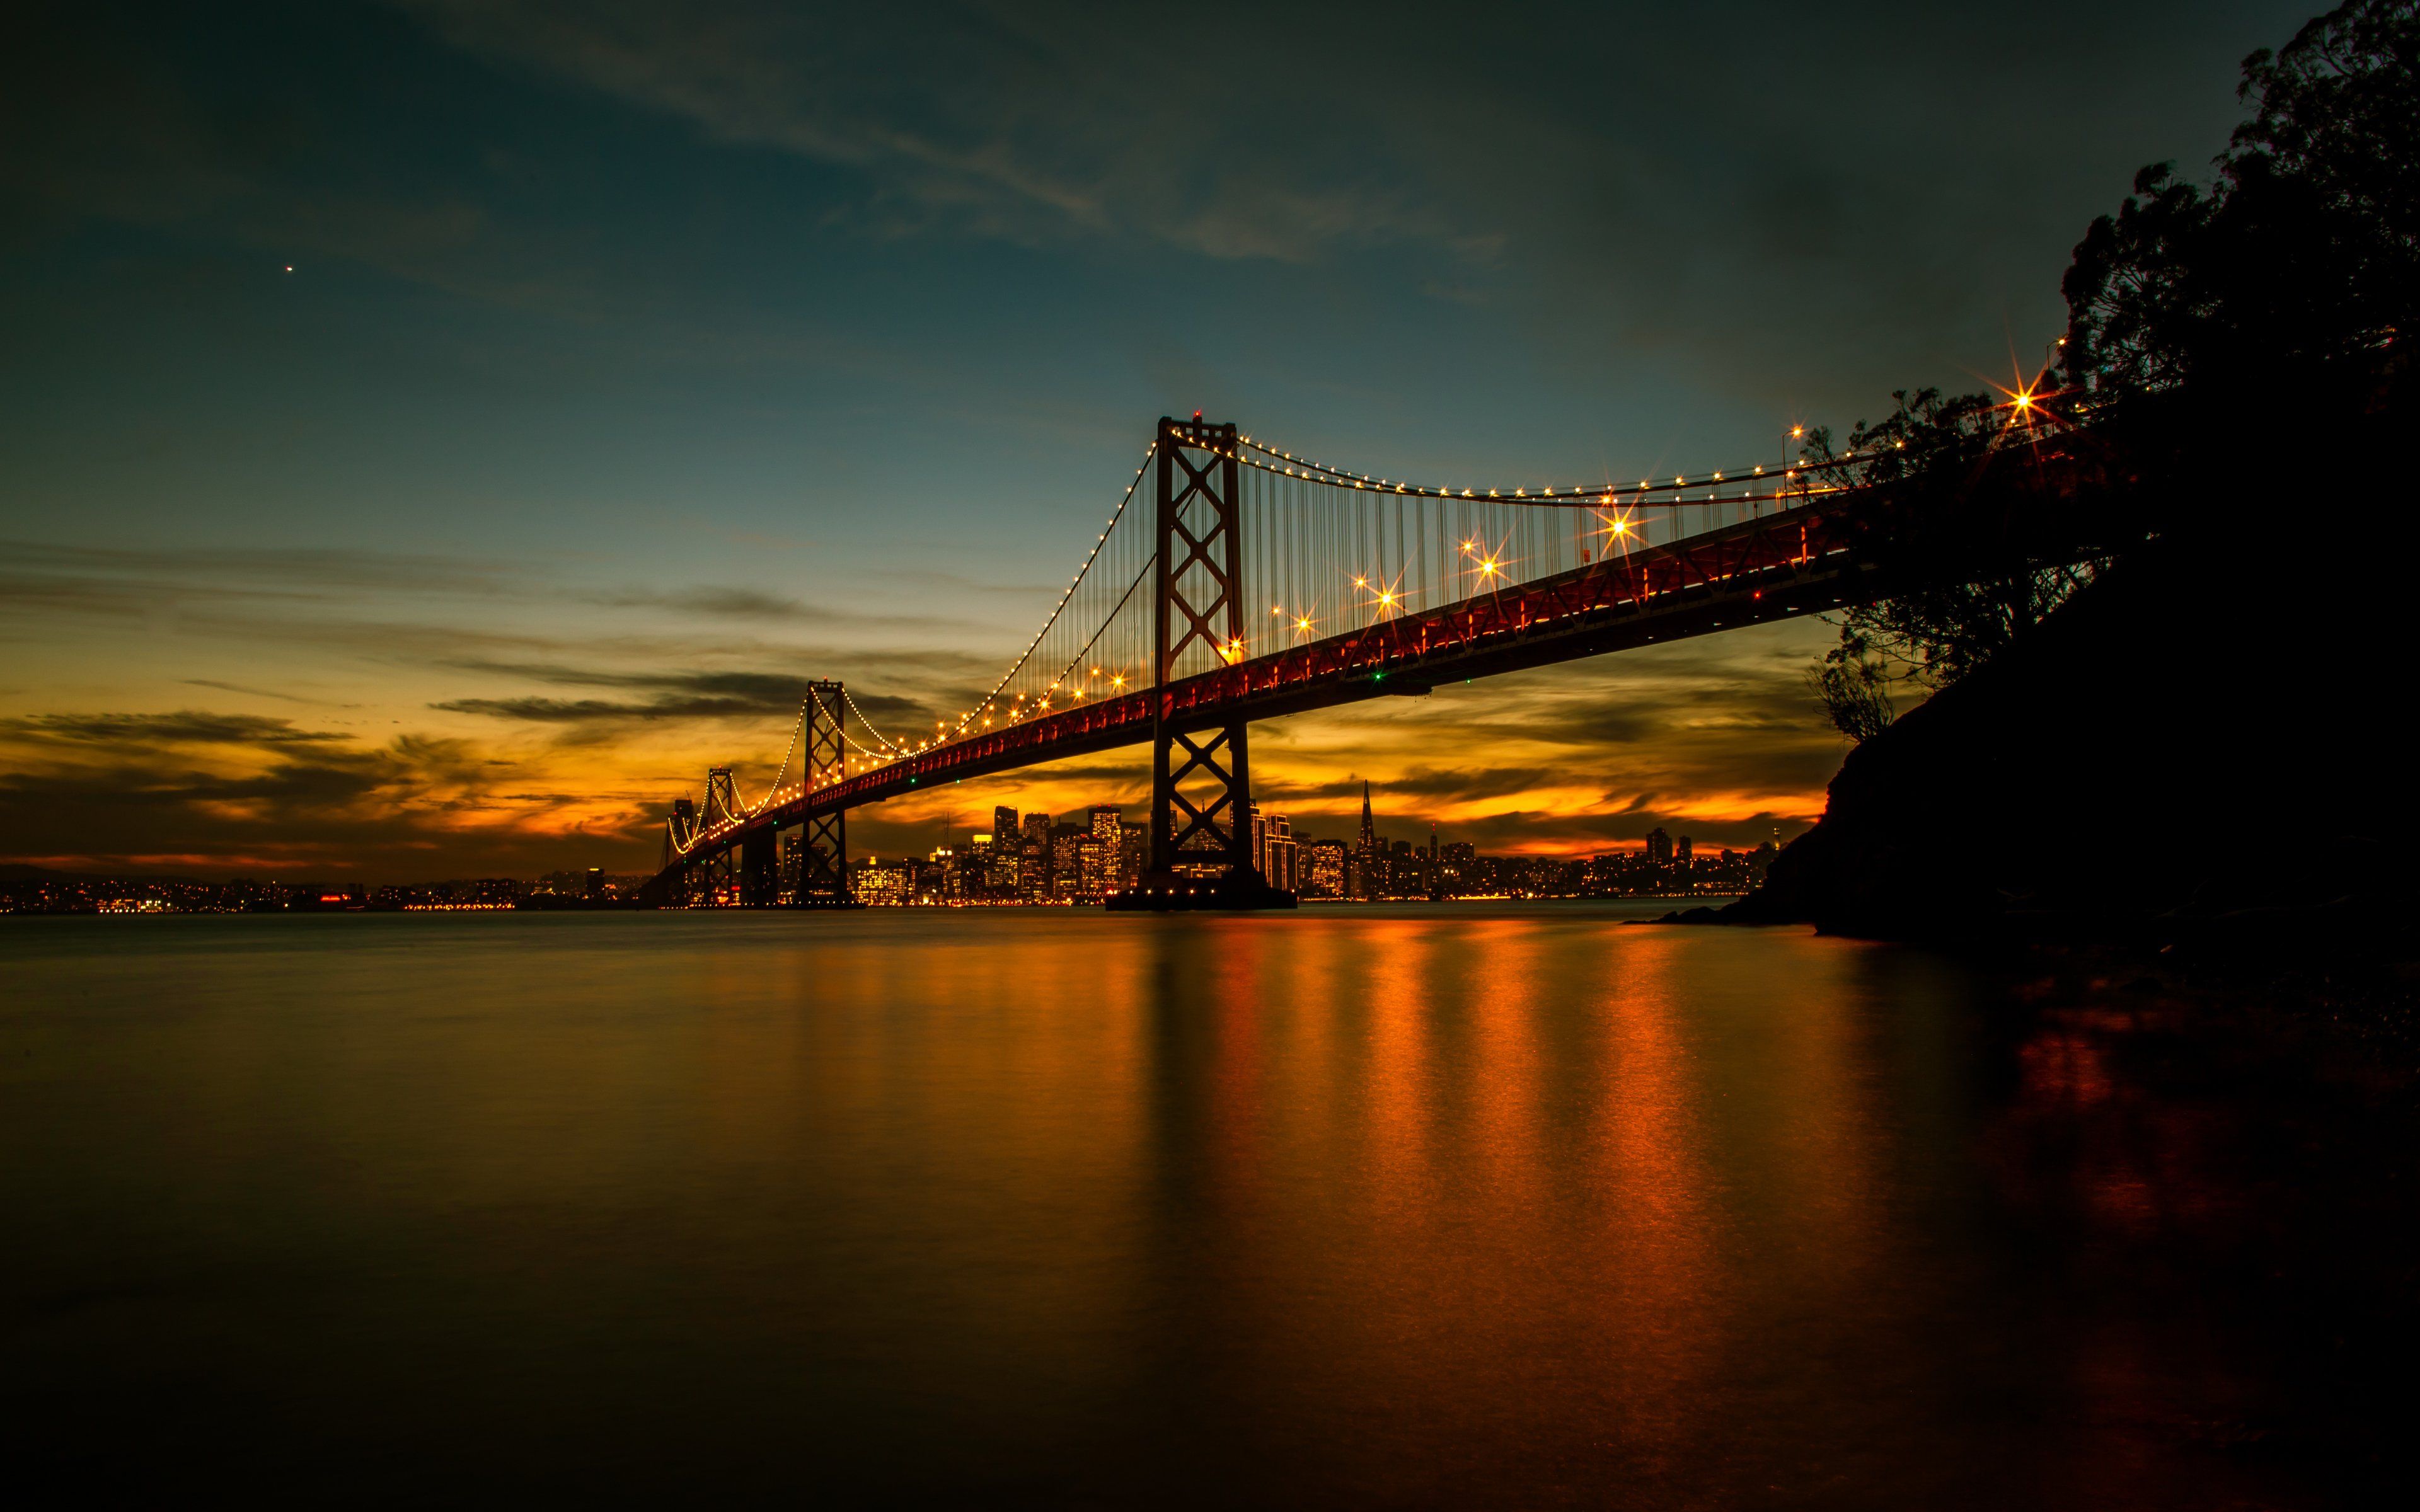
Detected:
left=1, top=907, right=2399, bottom=1506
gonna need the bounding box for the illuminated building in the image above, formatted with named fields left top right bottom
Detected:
left=1022, top=811, right=1054, bottom=899
left=1087, top=805, right=1130, bottom=896
left=1117, top=821, right=1148, bottom=891
left=1356, top=780, right=1379, bottom=900
left=853, top=856, right=911, bottom=905
left=1249, top=805, right=1297, bottom=891
left=1304, top=840, right=1348, bottom=898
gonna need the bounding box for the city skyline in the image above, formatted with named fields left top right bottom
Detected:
left=1, top=774, right=1775, bottom=906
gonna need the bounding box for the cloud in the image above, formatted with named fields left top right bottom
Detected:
left=863, top=568, right=1065, bottom=600
left=0, top=713, right=655, bottom=879
left=435, top=665, right=842, bottom=721
left=381, top=0, right=2289, bottom=419
left=588, top=585, right=971, bottom=631
left=395, top=0, right=1492, bottom=266
left=0, top=541, right=526, bottom=646
left=0, top=711, right=353, bottom=746
left=183, top=679, right=356, bottom=706
left=0, top=539, right=507, bottom=592
left=435, top=694, right=789, bottom=723
left=432, top=660, right=1003, bottom=739
left=0, top=537, right=998, bottom=706
left=602, top=587, right=811, bottom=619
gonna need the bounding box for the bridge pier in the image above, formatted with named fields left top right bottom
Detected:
left=1111, top=415, right=1294, bottom=913
left=740, top=828, right=778, bottom=907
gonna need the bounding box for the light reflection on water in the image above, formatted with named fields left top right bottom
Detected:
left=0, top=907, right=2334, bottom=1506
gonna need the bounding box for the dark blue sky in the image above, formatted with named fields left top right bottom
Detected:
left=0, top=0, right=2315, bottom=876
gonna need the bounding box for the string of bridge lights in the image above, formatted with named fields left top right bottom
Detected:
left=1228, top=432, right=1883, bottom=508
left=812, top=689, right=900, bottom=762
left=841, top=440, right=1159, bottom=763
left=840, top=685, right=909, bottom=756
left=743, top=699, right=808, bottom=815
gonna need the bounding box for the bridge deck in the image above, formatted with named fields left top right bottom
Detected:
left=679, top=488, right=1888, bottom=862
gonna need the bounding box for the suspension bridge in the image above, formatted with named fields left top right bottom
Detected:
left=643, top=405, right=2107, bottom=909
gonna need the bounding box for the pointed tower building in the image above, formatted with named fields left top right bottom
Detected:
left=1357, top=781, right=1378, bottom=900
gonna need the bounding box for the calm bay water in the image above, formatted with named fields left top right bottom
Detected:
left=1, top=905, right=2395, bottom=1506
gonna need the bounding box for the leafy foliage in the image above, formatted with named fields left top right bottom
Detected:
left=1807, top=634, right=1897, bottom=744
left=1831, top=564, right=2100, bottom=690
left=2063, top=0, right=2418, bottom=395
left=1790, top=387, right=1994, bottom=483
left=1801, top=389, right=2095, bottom=739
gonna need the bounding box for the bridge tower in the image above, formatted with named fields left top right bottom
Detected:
left=703, top=766, right=740, bottom=906
left=638, top=797, right=702, bottom=907
left=664, top=797, right=697, bottom=868
left=792, top=680, right=855, bottom=907
left=1115, top=416, right=1293, bottom=910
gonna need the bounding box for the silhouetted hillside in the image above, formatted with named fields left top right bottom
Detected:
left=1725, top=392, right=2416, bottom=953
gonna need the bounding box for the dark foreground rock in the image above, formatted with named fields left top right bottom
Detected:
left=1719, top=395, right=2418, bottom=961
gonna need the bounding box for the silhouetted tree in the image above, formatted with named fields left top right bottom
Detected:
left=1800, top=390, right=2099, bottom=730
left=2063, top=0, right=2417, bottom=396
left=1808, top=0, right=2414, bottom=729
left=1808, top=632, right=1897, bottom=744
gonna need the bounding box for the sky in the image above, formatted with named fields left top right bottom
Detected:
left=0, top=0, right=2317, bottom=880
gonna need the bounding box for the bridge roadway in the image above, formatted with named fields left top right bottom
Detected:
left=671, top=478, right=1924, bottom=866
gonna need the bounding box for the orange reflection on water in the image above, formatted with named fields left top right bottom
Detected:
left=1143, top=912, right=1758, bottom=1497
left=2, top=908, right=2349, bottom=1505
left=1577, top=925, right=1725, bottom=1452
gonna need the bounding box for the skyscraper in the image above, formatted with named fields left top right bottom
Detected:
left=1357, top=780, right=1378, bottom=900
left=1266, top=812, right=1295, bottom=892
left=1022, top=811, right=1054, bottom=899
left=1117, top=820, right=1148, bottom=891
left=1049, top=822, right=1090, bottom=899
left=1086, top=805, right=1123, bottom=895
